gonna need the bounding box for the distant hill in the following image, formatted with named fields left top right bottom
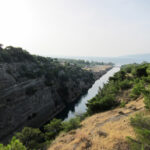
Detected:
left=121, top=53, right=150, bottom=59
left=118, top=53, right=150, bottom=64
left=54, top=53, right=150, bottom=65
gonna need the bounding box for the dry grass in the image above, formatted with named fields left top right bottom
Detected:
left=48, top=98, right=145, bottom=150
left=83, top=65, right=112, bottom=73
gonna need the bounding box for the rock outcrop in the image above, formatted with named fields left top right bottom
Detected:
left=0, top=47, right=112, bottom=142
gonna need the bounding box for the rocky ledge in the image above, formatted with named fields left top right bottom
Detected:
left=0, top=60, right=112, bottom=142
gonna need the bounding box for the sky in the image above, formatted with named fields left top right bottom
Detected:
left=0, top=0, right=150, bottom=57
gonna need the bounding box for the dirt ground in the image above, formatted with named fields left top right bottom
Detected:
left=83, top=65, right=112, bottom=73
left=48, top=98, right=144, bottom=150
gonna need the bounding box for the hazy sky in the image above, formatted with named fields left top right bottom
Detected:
left=0, top=0, right=150, bottom=57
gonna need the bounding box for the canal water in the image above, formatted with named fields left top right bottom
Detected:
left=58, top=67, right=120, bottom=121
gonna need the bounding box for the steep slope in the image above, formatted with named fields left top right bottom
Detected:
left=0, top=46, right=112, bottom=142
left=49, top=63, right=150, bottom=150
left=49, top=98, right=144, bottom=150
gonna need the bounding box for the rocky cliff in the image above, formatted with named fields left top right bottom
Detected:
left=0, top=46, right=112, bottom=142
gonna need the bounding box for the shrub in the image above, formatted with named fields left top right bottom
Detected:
left=110, top=71, right=126, bottom=81
left=143, top=90, right=150, bottom=109
left=0, top=46, right=35, bottom=63
left=86, top=78, right=120, bottom=115
left=62, top=117, right=81, bottom=132
left=132, top=65, right=148, bottom=78
left=119, top=80, right=132, bottom=90
left=130, top=82, right=144, bottom=99
left=15, top=127, right=45, bottom=150
left=76, top=113, right=88, bottom=121
left=142, top=76, right=150, bottom=83
left=0, top=137, right=26, bottom=150
left=146, top=65, right=150, bottom=76
left=44, top=118, right=63, bottom=140
left=127, top=113, right=150, bottom=150
left=120, top=101, right=126, bottom=108
left=127, top=137, right=143, bottom=150
left=87, top=95, right=118, bottom=115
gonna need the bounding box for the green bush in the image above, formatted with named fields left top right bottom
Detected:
left=143, top=90, right=150, bottom=109
left=126, top=63, right=150, bottom=150
left=87, top=94, right=118, bottom=115
left=127, top=137, right=143, bottom=150
left=110, top=71, right=126, bottom=81
left=75, top=113, right=88, bottom=121
left=132, top=65, right=148, bottom=78
left=142, top=76, right=150, bottom=83
left=121, top=64, right=137, bottom=74
left=130, top=82, right=144, bottom=99
left=0, top=46, right=35, bottom=63
left=12, top=117, right=83, bottom=150
left=127, top=113, right=150, bottom=150
left=0, top=137, right=27, bottom=150
left=146, top=65, right=150, bottom=76
left=119, top=79, right=132, bottom=90
left=87, top=78, right=121, bottom=115
left=120, top=101, right=126, bottom=108
left=15, top=127, right=45, bottom=150
left=62, top=117, right=81, bottom=132
left=44, top=118, right=63, bottom=140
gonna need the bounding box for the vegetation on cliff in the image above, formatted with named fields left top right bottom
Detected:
left=86, top=62, right=150, bottom=150
left=0, top=137, right=26, bottom=150
left=13, top=63, right=150, bottom=150
left=0, top=45, right=112, bottom=150
left=126, top=66, right=150, bottom=150
left=1, top=61, right=150, bottom=150
left=0, top=116, right=83, bottom=150
left=58, top=58, right=113, bottom=68
left=0, top=44, right=95, bottom=85
left=3, top=45, right=150, bottom=150
left=87, top=63, right=150, bottom=115
left=47, top=63, right=150, bottom=150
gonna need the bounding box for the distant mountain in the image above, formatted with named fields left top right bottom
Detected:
left=54, top=53, right=150, bottom=65
left=112, top=53, right=149, bottom=65
left=121, top=53, right=150, bottom=59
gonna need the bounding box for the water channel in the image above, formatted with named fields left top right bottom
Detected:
left=63, top=67, right=120, bottom=121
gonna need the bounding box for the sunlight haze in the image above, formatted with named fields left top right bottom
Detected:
left=0, top=0, right=150, bottom=57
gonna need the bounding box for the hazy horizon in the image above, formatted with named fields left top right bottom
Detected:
left=48, top=52, right=150, bottom=58
left=1, top=0, right=150, bottom=57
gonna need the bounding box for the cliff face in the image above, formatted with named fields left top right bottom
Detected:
left=0, top=62, right=61, bottom=140
left=0, top=59, right=112, bottom=142
left=0, top=45, right=113, bottom=142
